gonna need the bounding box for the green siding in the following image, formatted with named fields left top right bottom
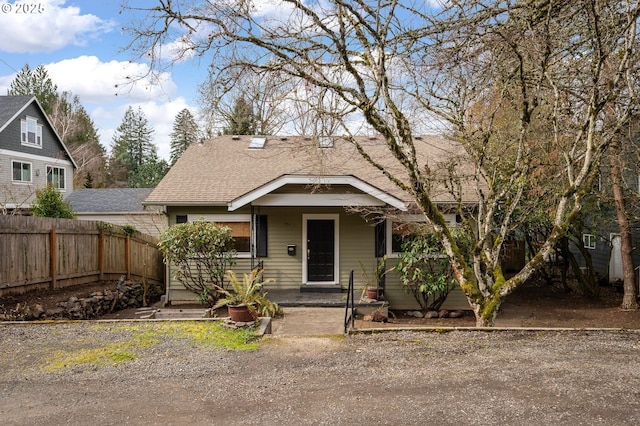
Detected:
left=163, top=205, right=471, bottom=310
left=382, top=257, right=470, bottom=311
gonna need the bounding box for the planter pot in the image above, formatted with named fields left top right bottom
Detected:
left=227, top=304, right=257, bottom=322
left=366, top=287, right=381, bottom=300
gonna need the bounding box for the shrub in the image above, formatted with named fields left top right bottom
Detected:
left=396, top=232, right=459, bottom=313
left=158, top=219, right=237, bottom=306
left=30, top=185, right=75, bottom=218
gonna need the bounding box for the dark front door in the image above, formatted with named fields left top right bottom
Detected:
left=307, top=219, right=335, bottom=282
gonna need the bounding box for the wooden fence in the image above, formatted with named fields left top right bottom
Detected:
left=0, top=216, right=165, bottom=297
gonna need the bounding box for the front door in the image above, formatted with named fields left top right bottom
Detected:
left=306, top=219, right=335, bottom=282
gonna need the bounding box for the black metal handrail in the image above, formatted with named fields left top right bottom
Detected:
left=344, top=270, right=355, bottom=333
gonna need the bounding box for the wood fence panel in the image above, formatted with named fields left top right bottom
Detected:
left=0, top=231, right=50, bottom=288
left=129, top=237, right=164, bottom=284
left=0, top=216, right=164, bottom=296
left=102, top=234, right=127, bottom=277
left=56, top=232, right=100, bottom=283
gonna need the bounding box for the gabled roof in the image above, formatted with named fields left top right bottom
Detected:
left=145, top=135, right=476, bottom=209
left=66, top=188, right=155, bottom=213
left=0, top=95, right=78, bottom=168
left=0, top=95, right=33, bottom=128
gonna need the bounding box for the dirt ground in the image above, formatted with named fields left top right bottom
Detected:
left=1, top=278, right=639, bottom=328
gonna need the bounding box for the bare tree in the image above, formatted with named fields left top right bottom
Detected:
left=124, top=0, right=640, bottom=326
left=198, top=67, right=289, bottom=136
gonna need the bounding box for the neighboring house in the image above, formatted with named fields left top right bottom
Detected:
left=145, top=135, right=476, bottom=309
left=0, top=95, right=76, bottom=212
left=572, top=179, right=640, bottom=285
left=66, top=188, right=167, bottom=238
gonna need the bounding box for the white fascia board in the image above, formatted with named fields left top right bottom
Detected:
left=228, top=175, right=407, bottom=211
left=254, top=193, right=386, bottom=207
left=0, top=149, right=73, bottom=166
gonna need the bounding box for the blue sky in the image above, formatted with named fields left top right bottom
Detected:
left=0, top=0, right=206, bottom=161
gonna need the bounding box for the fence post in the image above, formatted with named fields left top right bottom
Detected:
left=50, top=229, right=57, bottom=289
left=125, top=235, right=131, bottom=280
left=98, top=230, right=105, bottom=281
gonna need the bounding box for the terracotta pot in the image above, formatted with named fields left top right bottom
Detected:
left=227, top=304, right=257, bottom=322
left=366, top=288, right=380, bottom=300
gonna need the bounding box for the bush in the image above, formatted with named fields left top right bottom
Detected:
left=158, top=220, right=237, bottom=306
left=30, top=185, right=75, bottom=218
left=396, top=232, right=459, bottom=313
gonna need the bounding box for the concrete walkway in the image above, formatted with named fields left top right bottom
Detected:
left=271, top=307, right=347, bottom=336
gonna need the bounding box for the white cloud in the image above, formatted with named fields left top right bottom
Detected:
left=0, top=0, right=114, bottom=53
left=0, top=54, right=194, bottom=163
left=44, top=56, right=178, bottom=104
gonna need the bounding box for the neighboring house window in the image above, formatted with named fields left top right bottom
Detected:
left=46, top=166, right=66, bottom=190
left=11, top=160, right=32, bottom=182
left=21, top=116, right=43, bottom=147
left=583, top=234, right=596, bottom=250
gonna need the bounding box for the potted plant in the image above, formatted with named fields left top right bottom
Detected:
left=360, top=255, right=394, bottom=301
left=213, top=268, right=281, bottom=322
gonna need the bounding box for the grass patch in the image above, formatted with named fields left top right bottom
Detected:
left=42, top=321, right=259, bottom=373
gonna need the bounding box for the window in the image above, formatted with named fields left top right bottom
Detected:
left=215, top=221, right=251, bottom=252
left=195, top=214, right=252, bottom=256
left=12, top=161, right=32, bottom=182
left=21, top=117, right=42, bottom=146
left=46, top=166, right=66, bottom=190
left=583, top=234, right=596, bottom=250
left=385, top=214, right=459, bottom=256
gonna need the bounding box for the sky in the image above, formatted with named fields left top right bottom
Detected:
left=0, top=0, right=206, bottom=162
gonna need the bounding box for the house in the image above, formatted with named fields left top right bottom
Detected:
left=65, top=188, right=167, bottom=238
left=0, top=96, right=76, bottom=212
left=145, top=135, right=475, bottom=309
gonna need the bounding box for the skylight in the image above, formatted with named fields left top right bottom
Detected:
left=319, top=136, right=334, bottom=148
left=248, top=137, right=267, bottom=149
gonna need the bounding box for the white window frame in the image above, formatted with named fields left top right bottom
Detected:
left=46, top=165, right=66, bottom=190
left=193, top=214, right=252, bottom=258
left=583, top=234, right=596, bottom=250
left=11, top=160, right=32, bottom=183
left=21, top=116, right=43, bottom=147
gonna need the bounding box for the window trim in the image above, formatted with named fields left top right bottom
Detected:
left=11, top=160, right=32, bottom=183
left=21, top=116, right=43, bottom=147
left=46, top=165, right=66, bottom=190
left=583, top=234, right=596, bottom=250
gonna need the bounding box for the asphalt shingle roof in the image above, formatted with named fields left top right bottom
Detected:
left=66, top=188, right=155, bottom=213
left=0, top=96, right=34, bottom=130
left=145, top=135, right=476, bottom=207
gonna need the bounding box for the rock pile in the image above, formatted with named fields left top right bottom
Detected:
left=2, top=281, right=164, bottom=321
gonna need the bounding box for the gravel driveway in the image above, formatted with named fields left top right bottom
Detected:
left=1, top=322, right=639, bottom=425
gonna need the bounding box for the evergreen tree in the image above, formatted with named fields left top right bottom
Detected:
left=128, top=150, right=169, bottom=188
left=169, top=108, right=199, bottom=165
left=222, top=96, right=256, bottom=135
left=110, top=106, right=155, bottom=183
left=7, top=64, right=58, bottom=114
